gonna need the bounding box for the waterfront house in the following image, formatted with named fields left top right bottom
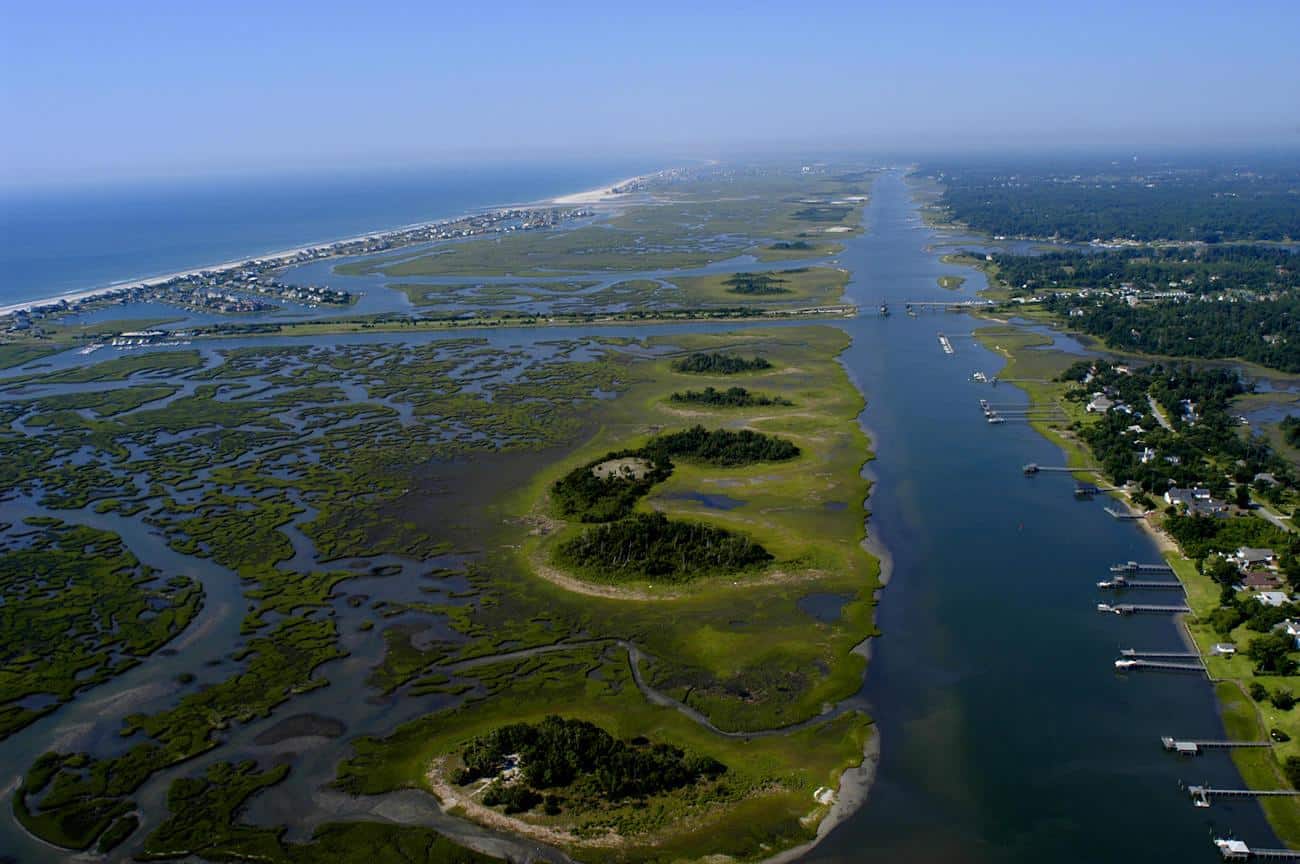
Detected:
left=1243, top=570, right=1284, bottom=591
left=1086, top=393, right=1115, bottom=413
left=1165, top=487, right=1211, bottom=508
left=1233, top=547, right=1277, bottom=570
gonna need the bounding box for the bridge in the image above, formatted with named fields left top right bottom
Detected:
left=903, top=299, right=995, bottom=311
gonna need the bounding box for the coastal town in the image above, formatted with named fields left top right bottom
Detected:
left=1, top=204, right=593, bottom=332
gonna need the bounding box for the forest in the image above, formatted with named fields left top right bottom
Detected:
left=1047, top=294, right=1299, bottom=373
left=670, top=352, right=772, bottom=374
left=669, top=386, right=792, bottom=408
left=454, top=715, right=726, bottom=811
left=553, top=512, right=772, bottom=582
left=989, top=245, right=1300, bottom=297
left=924, top=156, right=1300, bottom=241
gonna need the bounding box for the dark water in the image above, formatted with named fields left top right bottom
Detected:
left=808, top=172, right=1275, bottom=862
left=0, top=160, right=659, bottom=306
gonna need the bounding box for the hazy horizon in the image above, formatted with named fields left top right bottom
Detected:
left=3, top=1, right=1299, bottom=188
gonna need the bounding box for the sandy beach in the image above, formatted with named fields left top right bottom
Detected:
left=0, top=171, right=659, bottom=320
left=550, top=174, right=646, bottom=205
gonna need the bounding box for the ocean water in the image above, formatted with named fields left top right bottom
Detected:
left=0, top=159, right=660, bottom=306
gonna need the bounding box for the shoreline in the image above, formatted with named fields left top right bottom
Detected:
left=0, top=169, right=662, bottom=319
left=975, top=311, right=1300, bottom=849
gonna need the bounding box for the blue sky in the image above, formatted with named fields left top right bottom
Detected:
left=2, top=1, right=1298, bottom=186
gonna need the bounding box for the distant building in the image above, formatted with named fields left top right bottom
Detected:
left=1256, top=591, right=1290, bottom=607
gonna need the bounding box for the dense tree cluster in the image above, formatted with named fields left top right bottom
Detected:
left=671, top=352, right=772, bottom=374
left=669, top=386, right=792, bottom=408
left=1048, top=294, right=1299, bottom=373
left=723, top=272, right=792, bottom=295
left=455, top=716, right=726, bottom=809
left=991, top=245, right=1300, bottom=297
left=923, top=156, right=1300, bottom=241
left=1061, top=361, right=1290, bottom=495
left=554, top=512, right=772, bottom=581
left=1283, top=415, right=1300, bottom=448
left=551, top=426, right=796, bottom=523
left=551, top=451, right=672, bottom=523
left=645, top=425, right=799, bottom=466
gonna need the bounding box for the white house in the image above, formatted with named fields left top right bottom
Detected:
left=1086, top=393, right=1115, bottom=413
left=1256, top=591, right=1290, bottom=607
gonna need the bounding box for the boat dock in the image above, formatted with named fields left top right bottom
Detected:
left=1121, top=649, right=1199, bottom=659
left=1104, top=506, right=1145, bottom=521
left=1022, top=463, right=1097, bottom=475
left=1190, top=786, right=1300, bottom=807
left=1162, top=737, right=1271, bottom=755
left=1215, top=837, right=1300, bottom=860
left=1097, top=603, right=1191, bottom=615
left=1114, top=658, right=1204, bottom=673
left=1110, top=561, right=1174, bottom=574
left=1097, top=575, right=1185, bottom=591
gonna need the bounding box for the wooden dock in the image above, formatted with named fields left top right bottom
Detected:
left=1121, top=649, right=1199, bottom=659
left=1215, top=837, right=1300, bottom=860
left=1104, top=506, right=1145, bottom=521
left=1098, top=575, right=1185, bottom=591
left=1097, top=603, right=1191, bottom=615
left=1162, top=737, right=1271, bottom=755
left=1110, top=561, right=1174, bottom=574
left=1191, top=785, right=1300, bottom=807
left=1114, top=659, right=1204, bottom=673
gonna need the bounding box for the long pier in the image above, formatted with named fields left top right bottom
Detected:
left=1104, top=506, right=1146, bottom=521
left=1215, top=838, right=1300, bottom=860
left=1110, top=561, right=1174, bottom=574
left=1114, top=659, right=1205, bottom=673
left=1162, top=737, right=1271, bottom=755
left=1023, top=464, right=1101, bottom=475
left=1097, top=603, right=1191, bottom=615
left=1191, top=786, right=1300, bottom=807
left=1098, top=575, right=1185, bottom=591
left=1122, top=649, right=1199, bottom=658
